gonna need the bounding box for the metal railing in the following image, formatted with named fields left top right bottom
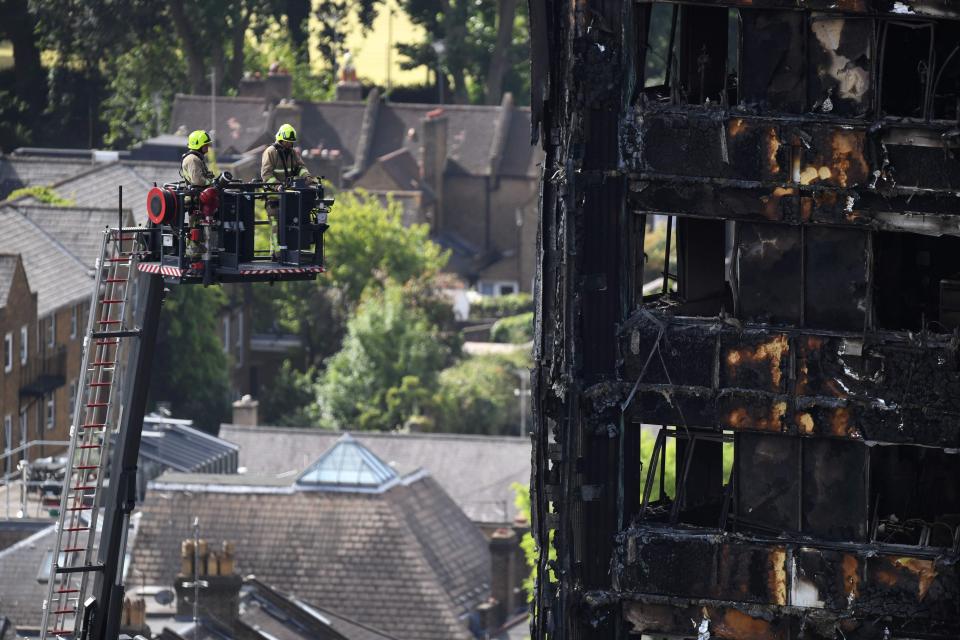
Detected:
left=0, top=439, right=70, bottom=519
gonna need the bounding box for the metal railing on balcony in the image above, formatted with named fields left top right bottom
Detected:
left=19, top=345, right=67, bottom=397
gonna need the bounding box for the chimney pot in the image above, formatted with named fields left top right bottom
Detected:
left=232, top=395, right=259, bottom=426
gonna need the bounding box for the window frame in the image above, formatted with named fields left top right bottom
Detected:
left=3, top=332, right=11, bottom=373
left=19, top=325, right=27, bottom=365
left=70, top=305, right=78, bottom=339
left=45, top=395, right=55, bottom=431
left=46, top=315, right=55, bottom=349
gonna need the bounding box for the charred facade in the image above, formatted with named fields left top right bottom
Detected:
left=530, top=1, right=960, bottom=639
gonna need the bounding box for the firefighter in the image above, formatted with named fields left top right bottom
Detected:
left=181, top=130, right=215, bottom=187
left=260, top=123, right=316, bottom=186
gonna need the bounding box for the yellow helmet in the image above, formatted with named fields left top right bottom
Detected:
left=276, top=123, right=297, bottom=143
left=187, top=129, right=212, bottom=151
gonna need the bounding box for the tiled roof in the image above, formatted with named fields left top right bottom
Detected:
left=0, top=254, right=19, bottom=308
left=0, top=206, right=93, bottom=316
left=132, top=467, right=490, bottom=640
left=218, top=427, right=530, bottom=524
left=0, top=155, right=98, bottom=200
left=168, top=95, right=541, bottom=179
left=0, top=523, right=56, bottom=631
left=11, top=203, right=133, bottom=269
left=301, top=102, right=366, bottom=165
left=170, top=94, right=271, bottom=155
left=32, top=161, right=181, bottom=226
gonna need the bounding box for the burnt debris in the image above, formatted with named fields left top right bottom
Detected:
left=530, top=1, right=960, bottom=639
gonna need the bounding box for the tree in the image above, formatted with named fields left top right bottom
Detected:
left=258, top=359, right=318, bottom=426
left=318, top=281, right=448, bottom=431
left=324, top=190, right=449, bottom=307
left=431, top=351, right=530, bottom=435
left=150, top=286, right=231, bottom=434
left=396, top=0, right=530, bottom=104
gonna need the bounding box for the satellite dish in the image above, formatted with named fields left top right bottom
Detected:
left=154, top=589, right=175, bottom=605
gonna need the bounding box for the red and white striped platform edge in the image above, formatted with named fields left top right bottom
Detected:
left=138, top=263, right=324, bottom=276
left=138, top=263, right=186, bottom=277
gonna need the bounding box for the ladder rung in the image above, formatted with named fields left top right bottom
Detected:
left=105, top=278, right=127, bottom=283
left=55, top=589, right=80, bottom=594
left=65, top=506, right=92, bottom=511
left=95, top=339, right=119, bottom=345
left=52, top=609, right=76, bottom=615
left=61, top=547, right=86, bottom=553
left=91, top=329, right=140, bottom=338
left=97, top=320, right=121, bottom=324
left=80, top=423, right=105, bottom=429
left=73, top=465, right=98, bottom=470
left=90, top=361, right=115, bottom=366
left=89, top=382, right=112, bottom=387
left=70, top=486, right=96, bottom=491
left=55, top=563, right=102, bottom=574
left=106, top=257, right=130, bottom=262
left=85, top=403, right=108, bottom=408
left=63, top=526, right=90, bottom=532
left=48, top=629, right=74, bottom=634
left=77, top=445, right=101, bottom=450
left=99, top=299, right=123, bottom=304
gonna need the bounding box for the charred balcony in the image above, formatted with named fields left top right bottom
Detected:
left=20, top=345, right=67, bottom=397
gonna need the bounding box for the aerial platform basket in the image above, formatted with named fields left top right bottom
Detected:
left=139, top=176, right=331, bottom=285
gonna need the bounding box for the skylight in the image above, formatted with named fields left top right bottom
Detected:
left=296, top=434, right=397, bottom=492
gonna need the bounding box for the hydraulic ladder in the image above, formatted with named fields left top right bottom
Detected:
left=39, top=229, right=143, bottom=640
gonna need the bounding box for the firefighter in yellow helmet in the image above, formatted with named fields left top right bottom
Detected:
left=181, top=130, right=215, bottom=187
left=260, top=124, right=316, bottom=186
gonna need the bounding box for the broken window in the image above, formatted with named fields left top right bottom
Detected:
left=879, top=21, right=934, bottom=119
left=638, top=426, right=734, bottom=529
left=640, top=2, right=676, bottom=93
left=739, top=10, right=806, bottom=113
left=874, top=231, right=960, bottom=332
left=870, top=446, right=960, bottom=548
left=642, top=215, right=733, bottom=317
left=637, top=3, right=739, bottom=105
left=804, top=227, right=869, bottom=332
left=677, top=5, right=739, bottom=105
left=808, top=15, right=873, bottom=117
left=931, top=21, right=960, bottom=120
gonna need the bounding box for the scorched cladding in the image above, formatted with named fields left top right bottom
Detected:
left=529, top=1, right=960, bottom=639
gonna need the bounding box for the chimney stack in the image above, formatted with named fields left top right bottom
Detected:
left=232, top=395, right=259, bottom=426
left=175, top=539, right=242, bottom=628
left=489, top=528, right=522, bottom=626
left=420, top=110, right=448, bottom=228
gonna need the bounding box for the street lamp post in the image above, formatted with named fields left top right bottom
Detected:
left=431, top=40, right=446, bottom=104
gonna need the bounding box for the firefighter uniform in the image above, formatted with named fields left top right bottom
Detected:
left=260, top=143, right=315, bottom=185
left=181, top=130, right=215, bottom=187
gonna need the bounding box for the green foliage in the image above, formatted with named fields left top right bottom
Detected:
left=244, top=23, right=334, bottom=102
left=431, top=351, right=530, bottom=435
left=470, top=292, right=532, bottom=318
left=396, top=0, right=530, bottom=104
left=258, top=359, right=318, bottom=426
left=642, top=219, right=676, bottom=288
left=512, top=482, right=555, bottom=604
left=490, top=312, right=533, bottom=344
left=101, top=24, right=187, bottom=149
left=324, top=190, right=449, bottom=306
left=150, top=286, right=231, bottom=434
left=5, top=186, right=73, bottom=206
left=318, top=281, right=449, bottom=431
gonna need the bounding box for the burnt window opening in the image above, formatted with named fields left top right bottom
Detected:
left=874, top=231, right=960, bottom=332
left=640, top=2, right=676, bottom=94
left=638, top=426, right=734, bottom=529
left=735, top=223, right=869, bottom=331
left=637, top=3, right=739, bottom=106
left=642, top=215, right=734, bottom=317
left=931, top=21, right=960, bottom=121
left=870, top=446, right=960, bottom=549
left=879, top=21, right=934, bottom=119
left=739, top=10, right=806, bottom=113
left=807, top=15, right=873, bottom=118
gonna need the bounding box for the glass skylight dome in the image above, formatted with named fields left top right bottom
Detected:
left=296, top=434, right=398, bottom=492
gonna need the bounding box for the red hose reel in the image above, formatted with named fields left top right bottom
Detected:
left=146, top=187, right=178, bottom=225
